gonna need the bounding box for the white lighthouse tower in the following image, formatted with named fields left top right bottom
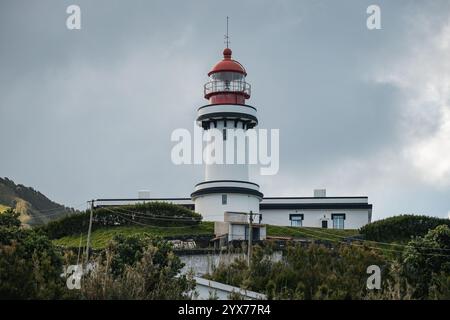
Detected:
left=191, top=46, right=263, bottom=221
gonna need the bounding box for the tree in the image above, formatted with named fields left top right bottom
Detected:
left=0, top=208, right=21, bottom=228
left=207, top=243, right=389, bottom=300
left=80, top=234, right=195, bottom=299
left=402, top=224, right=450, bottom=298
left=0, top=227, right=66, bottom=299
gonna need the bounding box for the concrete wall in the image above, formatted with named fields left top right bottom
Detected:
left=229, top=224, right=246, bottom=241
left=214, top=221, right=229, bottom=237
left=193, top=277, right=266, bottom=300
left=195, top=193, right=260, bottom=221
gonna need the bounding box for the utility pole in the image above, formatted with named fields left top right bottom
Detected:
left=247, top=210, right=253, bottom=266
left=84, top=199, right=94, bottom=267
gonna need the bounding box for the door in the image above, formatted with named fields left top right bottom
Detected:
left=245, top=226, right=260, bottom=241
left=322, top=220, right=328, bottom=228
left=252, top=227, right=260, bottom=241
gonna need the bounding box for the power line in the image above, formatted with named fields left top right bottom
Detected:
left=293, top=227, right=450, bottom=258
left=101, top=205, right=202, bottom=222
left=293, top=225, right=450, bottom=253
left=102, top=206, right=206, bottom=229
left=34, top=202, right=86, bottom=213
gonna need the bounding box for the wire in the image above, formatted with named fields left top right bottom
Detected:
left=20, top=202, right=87, bottom=219
left=293, top=227, right=450, bottom=258
left=101, top=206, right=202, bottom=222
left=292, top=226, right=450, bottom=253
left=101, top=207, right=207, bottom=229
left=34, top=202, right=86, bottom=214
left=82, top=203, right=450, bottom=257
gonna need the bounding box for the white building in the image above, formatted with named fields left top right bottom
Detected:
left=214, top=211, right=267, bottom=244
left=188, top=47, right=372, bottom=230
left=191, top=47, right=263, bottom=224
left=96, top=46, right=372, bottom=230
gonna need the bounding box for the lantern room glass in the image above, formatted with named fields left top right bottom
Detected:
left=206, top=71, right=249, bottom=95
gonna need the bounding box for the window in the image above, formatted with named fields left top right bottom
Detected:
left=289, top=214, right=304, bottom=227
left=223, top=128, right=227, bottom=140
left=222, top=194, right=227, bottom=205
left=332, top=214, right=346, bottom=229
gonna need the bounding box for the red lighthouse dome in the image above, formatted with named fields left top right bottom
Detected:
left=204, top=48, right=251, bottom=105
left=208, top=48, right=247, bottom=76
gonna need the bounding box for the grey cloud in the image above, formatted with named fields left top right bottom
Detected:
left=0, top=0, right=449, bottom=219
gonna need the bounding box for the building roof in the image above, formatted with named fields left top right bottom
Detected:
left=94, top=196, right=372, bottom=211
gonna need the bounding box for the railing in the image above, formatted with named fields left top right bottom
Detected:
left=204, top=80, right=251, bottom=97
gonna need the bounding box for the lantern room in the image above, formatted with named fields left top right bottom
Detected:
left=204, top=48, right=251, bottom=105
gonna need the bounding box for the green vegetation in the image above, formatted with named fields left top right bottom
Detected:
left=267, top=225, right=358, bottom=241
left=54, top=222, right=215, bottom=249
left=402, top=224, right=450, bottom=299
left=52, top=219, right=358, bottom=250
left=79, top=234, right=195, bottom=299
left=206, top=243, right=388, bottom=299
left=207, top=224, right=450, bottom=299
left=0, top=209, right=21, bottom=228
left=360, top=214, right=450, bottom=243
left=0, top=208, right=195, bottom=299
left=0, top=177, right=75, bottom=225
left=0, top=209, right=66, bottom=299
left=2, top=205, right=450, bottom=299
left=41, top=202, right=202, bottom=240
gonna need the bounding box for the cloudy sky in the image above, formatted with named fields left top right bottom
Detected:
left=0, top=0, right=449, bottom=220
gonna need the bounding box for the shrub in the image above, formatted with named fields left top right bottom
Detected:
left=40, top=202, right=202, bottom=239
left=402, top=224, right=450, bottom=298
left=80, top=234, right=195, bottom=299
left=0, top=208, right=21, bottom=228
left=360, top=215, right=450, bottom=243
left=207, top=243, right=390, bottom=300
left=0, top=226, right=66, bottom=299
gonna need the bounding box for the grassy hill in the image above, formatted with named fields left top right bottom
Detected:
left=52, top=221, right=359, bottom=249
left=53, top=222, right=216, bottom=249
left=0, top=177, right=76, bottom=226
left=43, top=201, right=364, bottom=250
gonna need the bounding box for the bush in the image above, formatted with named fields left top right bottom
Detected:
left=0, top=220, right=66, bottom=299
left=0, top=208, right=21, bottom=228
left=360, top=215, right=450, bottom=243
left=40, top=202, right=202, bottom=239
left=80, top=234, right=195, bottom=299
left=402, top=224, right=450, bottom=298
left=207, top=243, right=389, bottom=300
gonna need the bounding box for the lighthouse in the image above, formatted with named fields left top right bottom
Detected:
left=191, top=47, right=263, bottom=221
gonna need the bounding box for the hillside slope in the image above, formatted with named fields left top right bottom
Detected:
left=52, top=222, right=359, bottom=249
left=0, top=177, right=76, bottom=226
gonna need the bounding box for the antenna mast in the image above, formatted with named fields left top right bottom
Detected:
left=224, top=16, right=230, bottom=48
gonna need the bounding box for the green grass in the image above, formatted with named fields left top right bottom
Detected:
left=52, top=221, right=362, bottom=250
left=0, top=204, right=11, bottom=213
left=266, top=226, right=404, bottom=258
left=267, top=225, right=359, bottom=241
left=53, top=222, right=215, bottom=249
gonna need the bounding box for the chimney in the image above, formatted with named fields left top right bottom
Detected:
left=138, top=190, right=150, bottom=199
left=314, top=189, right=326, bottom=197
